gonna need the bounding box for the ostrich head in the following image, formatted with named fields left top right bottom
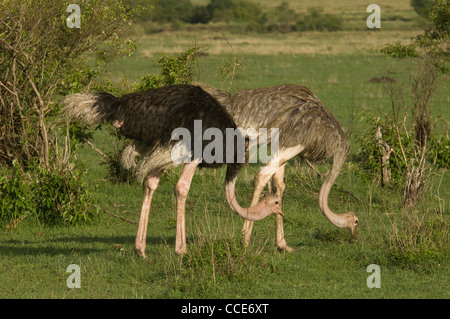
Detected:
left=261, top=195, right=284, bottom=217
left=225, top=165, right=284, bottom=221
left=343, top=212, right=359, bottom=239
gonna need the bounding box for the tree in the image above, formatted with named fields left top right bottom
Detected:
left=381, top=0, right=449, bottom=73
left=0, top=0, right=138, bottom=168
left=411, top=0, right=433, bottom=19
left=372, top=0, right=449, bottom=206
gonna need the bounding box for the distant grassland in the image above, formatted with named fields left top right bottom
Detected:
left=188, top=0, right=424, bottom=30
left=122, top=1, right=425, bottom=74
left=135, top=30, right=421, bottom=58
left=192, top=0, right=414, bottom=14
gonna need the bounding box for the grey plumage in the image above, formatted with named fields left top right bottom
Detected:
left=200, top=84, right=349, bottom=162
left=198, top=83, right=358, bottom=245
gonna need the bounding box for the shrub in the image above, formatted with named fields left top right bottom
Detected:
left=231, top=0, right=263, bottom=23
left=101, top=147, right=137, bottom=184
left=296, top=7, right=344, bottom=31
left=147, top=0, right=196, bottom=24
left=0, top=163, right=98, bottom=227
left=32, top=167, right=99, bottom=225
left=135, top=46, right=202, bottom=91
left=427, top=134, right=450, bottom=169
left=357, top=115, right=412, bottom=187
left=0, top=162, right=32, bottom=227
left=380, top=0, right=449, bottom=73
left=260, top=1, right=300, bottom=33
left=358, top=54, right=447, bottom=207
left=381, top=207, right=448, bottom=272
left=411, top=0, right=433, bottom=19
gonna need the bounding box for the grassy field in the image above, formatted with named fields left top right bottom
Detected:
left=0, top=0, right=449, bottom=299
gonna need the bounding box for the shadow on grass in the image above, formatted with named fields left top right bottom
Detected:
left=0, top=235, right=176, bottom=257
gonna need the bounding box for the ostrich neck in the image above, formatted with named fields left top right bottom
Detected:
left=225, top=174, right=269, bottom=221
left=318, top=166, right=348, bottom=228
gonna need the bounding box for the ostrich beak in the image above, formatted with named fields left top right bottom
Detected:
left=274, top=206, right=284, bottom=217
left=349, top=226, right=357, bottom=239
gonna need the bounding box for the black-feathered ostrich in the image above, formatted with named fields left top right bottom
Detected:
left=63, top=84, right=283, bottom=257
left=199, top=84, right=359, bottom=252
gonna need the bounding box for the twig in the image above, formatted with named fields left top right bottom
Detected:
left=376, top=125, right=394, bottom=186
left=95, top=204, right=138, bottom=226
left=305, top=159, right=324, bottom=177
left=83, top=139, right=110, bottom=160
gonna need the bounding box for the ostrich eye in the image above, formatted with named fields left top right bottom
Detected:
left=274, top=201, right=279, bottom=205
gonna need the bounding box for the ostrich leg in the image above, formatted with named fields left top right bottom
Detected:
left=135, top=169, right=164, bottom=258
left=241, top=165, right=291, bottom=251
left=271, top=164, right=293, bottom=252
left=174, top=161, right=199, bottom=255
left=241, top=170, right=273, bottom=247
left=242, top=145, right=304, bottom=251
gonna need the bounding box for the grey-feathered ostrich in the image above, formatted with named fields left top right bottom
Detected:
left=199, top=84, right=359, bottom=252
left=63, top=84, right=283, bottom=257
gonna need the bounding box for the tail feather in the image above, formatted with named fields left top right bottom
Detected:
left=63, top=93, right=118, bottom=125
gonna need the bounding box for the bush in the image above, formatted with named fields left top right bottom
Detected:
left=380, top=0, right=449, bottom=73
left=33, top=167, right=99, bottom=225
left=295, top=7, right=344, bottom=31
left=148, top=0, right=196, bottom=23
left=259, top=1, right=299, bottom=33
left=0, top=162, right=32, bottom=227
left=129, top=0, right=345, bottom=34
left=383, top=207, right=448, bottom=272
left=357, top=115, right=411, bottom=187
left=411, top=0, right=433, bottom=19
left=357, top=111, right=448, bottom=198
left=231, top=0, right=263, bottom=23
left=136, top=46, right=202, bottom=91
left=101, top=147, right=137, bottom=184
left=0, top=163, right=98, bottom=228
left=358, top=53, right=447, bottom=207
left=427, top=134, right=449, bottom=168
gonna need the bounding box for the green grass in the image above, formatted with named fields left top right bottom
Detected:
left=1, top=160, right=448, bottom=298
left=1, top=7, right=449, bottom=298
left=1, top=126, right=448, bottom=298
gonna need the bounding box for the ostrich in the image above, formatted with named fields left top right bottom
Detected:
left=198, top=84, right=359, bottom=252
left=63, top=84, right=283, bottom=257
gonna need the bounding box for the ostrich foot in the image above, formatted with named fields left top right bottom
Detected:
left=278, top=245, right=294, bottom=253
left=175, top=246, right=187, bottom=255
left=135, top=250, right=147, bottom=259
left=134, top=246, right=147, bottom=259
left=277, top=240, right=294, bottom=253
